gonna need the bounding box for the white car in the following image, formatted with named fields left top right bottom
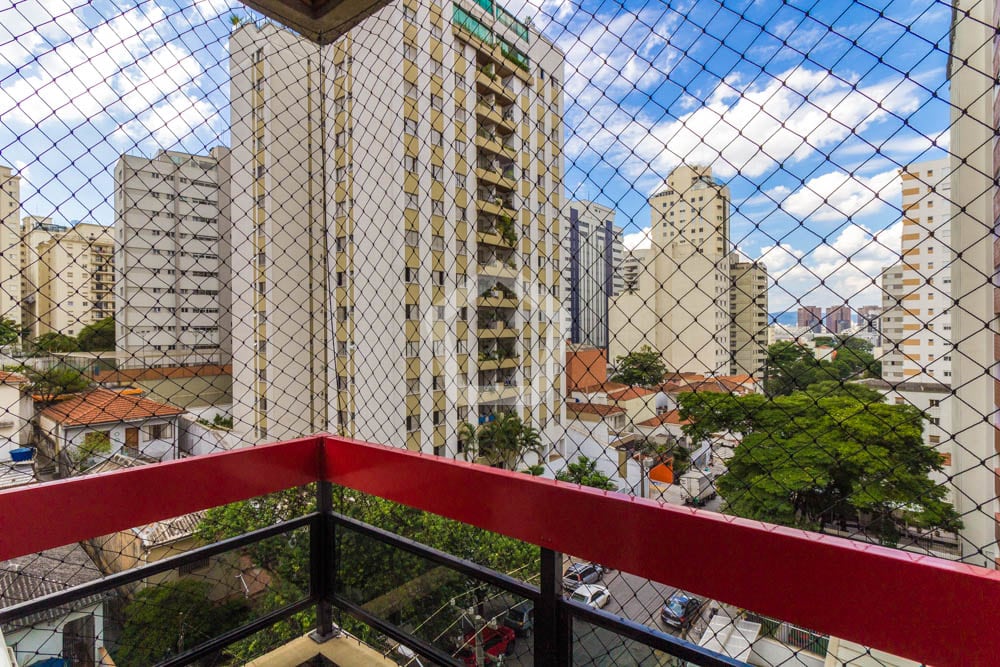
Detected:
left=570, top=584, right=612, bottom=609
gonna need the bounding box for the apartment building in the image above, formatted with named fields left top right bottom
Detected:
left=796, top=305, right=822, bottom=333
left=20, top=216, right=62, bottom=336
left=880, top=263, right=905, bottom=380
left=619, top=249, right=642, bottom=294
left=949, top=0, right=1000, bottom=567
left=609, top=165, right=741, bottom=376
left=565, top=201, right=623, bottom=349
left=879, top=159, right=952, bottom=385
left=114, top=148, right=231, bottom=363
left=729, top=260, right=768, bottom=377
left=855, top=304, right=881, bottom=339
left=31, top=223, right=115, bottom=337
left=824, top=303, right=852, bottom=334
left=229, top=1, right=565, bottom=456
left=0, top=166, right=21, bottom=328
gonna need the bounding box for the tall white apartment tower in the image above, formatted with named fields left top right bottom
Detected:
left=610, top=165, right=733, bottom=375
left=114, top=148, right=231, bottom=363
left=880, top=159, right=952, bottom=385
left=229, top=25, right=328, bottom=443
left=565, top=201, right=622, bottom=350
left=229, top=2, right=565, bottom=456
left=0, top=166, right=22, bottom=328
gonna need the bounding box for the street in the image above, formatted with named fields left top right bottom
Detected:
left=491, top=564, right=713, bottom=665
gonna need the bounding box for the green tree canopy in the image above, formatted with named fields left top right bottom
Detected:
left=19, top=363, right=91, bottom=398
left=556, top=456, right=617, bottom=490
left=32, top=332, right=78, bottom=353
left=610, top=345, right=665, bottom=387
left=764, top=339, right=879, bottom=397
left=76, top=316, right=115, bottom=351
left=115, top=579, right=250, bottom=666
left=678, top=381, right=961, bottom=545
left=458, top=411, right=542, bottom=469
left=0, top=317, right=19, bottom=346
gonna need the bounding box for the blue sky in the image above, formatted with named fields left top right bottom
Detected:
left=0, top=0, right=953, bottom=312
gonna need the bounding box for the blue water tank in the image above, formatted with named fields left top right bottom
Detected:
left=9, top=447, right=34, bottom=462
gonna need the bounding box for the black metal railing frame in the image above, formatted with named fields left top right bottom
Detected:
left=0, top=483, right=745, bottom=666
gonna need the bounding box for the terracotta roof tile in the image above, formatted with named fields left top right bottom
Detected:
left=41, top=388, right=184, bottom=426
left=566, top=401, right=626, bottom=416
left=611, top=386, right=656, bottom=400
left=638, top=410, right=691, bottom=427
left=0, top=371, right=27, bottom=384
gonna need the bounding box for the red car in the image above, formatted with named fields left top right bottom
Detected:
left=455, top=625, right=517, bottom=664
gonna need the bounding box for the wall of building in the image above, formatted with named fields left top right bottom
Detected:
left=229, top=6, right=566, bottom=457
left=0, top=167, right=22, bottom=327
left=949, top=0, right=998, bottom=567
left=566, top=201, right=621, bottom=349
left=114, top=148, right=230, bottom=359
left=5, top=605, right=103, bottom=667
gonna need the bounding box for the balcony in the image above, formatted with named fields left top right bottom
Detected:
left=0, top=436, right=995, bottom=667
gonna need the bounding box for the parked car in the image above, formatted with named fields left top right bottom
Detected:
left=503, top=600, right=534, bottom=636
left=660, top=591, right=704, bottom=629
left=562, top=562, right=605, bottom=591
left=455, top=625, right=516, bottom=665
left=570, top=584, right=612, bottom=609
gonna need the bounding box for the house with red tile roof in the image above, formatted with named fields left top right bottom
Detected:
left=37, top=388, right=185, bottom=474
left=571, top=381, right=658, bottom=425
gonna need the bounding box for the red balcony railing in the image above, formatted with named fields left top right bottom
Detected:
left=2, top=435, right=999, bottom=666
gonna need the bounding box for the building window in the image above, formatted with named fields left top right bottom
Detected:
left=405, top=267, right=419, bottom=283
left=147, top=423, right=172, bottom=440
left=406, top=413, right=420, bottom=432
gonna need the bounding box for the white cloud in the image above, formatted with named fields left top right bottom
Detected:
left=0, top=3, right=222, bottom=147
left=566, top=65, right=921, bottom=181
left=760, top=221, right=902, bottom=311
left=776, top=168, right=900, bottom=221
left=623, top=226, right=652, bottom=250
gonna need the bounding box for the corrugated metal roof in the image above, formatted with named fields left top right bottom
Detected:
left=0, top=543, right=104, bottom=630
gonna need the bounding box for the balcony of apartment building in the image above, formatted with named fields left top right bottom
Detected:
left=0, top=436, right=993, bottom=667
left=476, top=246, right=517, bottom=280
left=475, top=64, right=518, bottom=108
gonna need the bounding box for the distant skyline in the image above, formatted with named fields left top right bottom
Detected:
left=0, top=0, right=951, bottom=313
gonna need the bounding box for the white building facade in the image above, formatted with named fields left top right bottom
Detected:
left=114, top=148, right=231, bottom=363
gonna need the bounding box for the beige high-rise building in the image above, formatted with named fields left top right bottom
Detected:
left=0, top=166, right=22, bottom=328
left=610, top=165, right=743, bottom=376
left=729, top=259, right=768, bottom=377
left=32, top=223, right=115, bottom=337
left=880, top=159, right=952, bottom=385
left=229, top=1, right=565, bottom=456
left=114, top=148, right=231, bottom=363
left=20, top=216, right=63, bottom=336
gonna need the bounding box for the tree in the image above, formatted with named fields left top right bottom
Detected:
left=763, top=341, right=827, bottom=396
left=70, top=430, right=110, bottom=472
left=115, top=579, right=251, bottom=666
left=678, top=381, right=961, bottom=545
left=76, top=316, right=115, bottom=351
left=0, top=317, right=19, bottom=346
left=197, top=486, right=540, bottom=662
left=32, top=332, right=77, bottom=353
left=458, top=411, right=542, bottom=469
left=19, top=363, right=91, bottom=399
left=556, top=456, right=617, bottom=490
left=610, top=345, right=665, bottom=387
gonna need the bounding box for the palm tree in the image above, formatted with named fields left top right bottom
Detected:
left=459, top=412, right=542, bottom=470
